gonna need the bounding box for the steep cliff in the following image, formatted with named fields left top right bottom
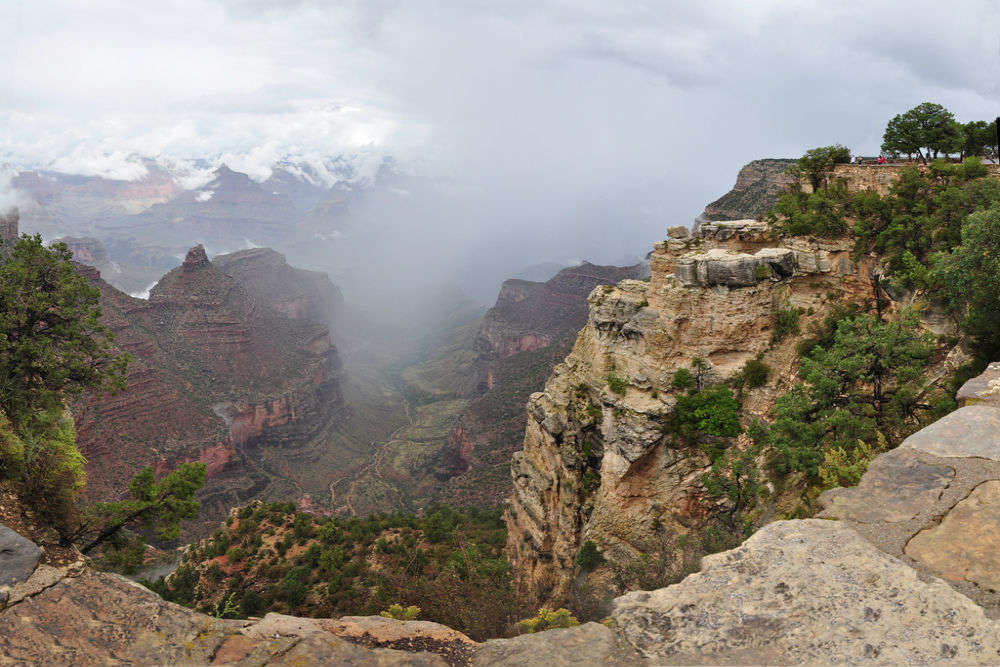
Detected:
left=331, top=262, right=645, bottom=514
left=505, top=220, right=900, bottom=606
left=71, top=245, right=344, bottom=533
left=440, top=262, right=644, bottom=506
left=701, top=158, right=795, bottom=222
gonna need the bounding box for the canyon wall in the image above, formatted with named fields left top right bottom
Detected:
left=71, top=245, right=344, bottom=532
left=701, top=158, right=795, bottom=221
left=505, top=221, right=888, bottom=606
left=439, top=262, right=643, bottom=506
left=804, top=162, right=1000, bottom=195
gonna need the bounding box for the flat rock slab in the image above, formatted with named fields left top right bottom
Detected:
left=470, top=622, right=637, bottom=667
left=0, top=571, right=449, bottom=666
left=0, top=523, right=41, bottom=587
left=327, top=616, right=475, bottom=645
left=906, top=480, right=1000, bottom=591
left=819, top=448, right=954, bottom=523
left=900, top=405, right=1000, bottom=461
left=612, top=520, right=1000, bottom=665
left=957, top=362, right=1000, bottom=407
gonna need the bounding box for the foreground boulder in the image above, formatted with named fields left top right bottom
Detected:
left=0, top=567, right=450, bottom=666
left=0, top=524, right=41, bottom=588
left=613, top=520, right=1000, bottom=665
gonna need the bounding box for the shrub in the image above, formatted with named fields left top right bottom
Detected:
left=741, top=359, right=770, bottom=388
left=380, top=604, right=421, bottom=621
left=772, top=306, right=801, bottom=342
left=575, top=540, right=606, bottom=572
left=281, top=568, right=309, bottom=606
left=672, top=368, right=695, bottom=392
left=672, top=386, right=741, bottom=442
left=99, top=532, right=147, bottom=575
left=226, top=546, right=246, bottom=563
left=753, top=263, right=772, bottom=281
left=818, top=432, right=887, bottom=489
left=239, top=590, right=265, bottom=617
left=517, top=608, right=580, bottom=634
left=606, top=375, right=629, bottom=395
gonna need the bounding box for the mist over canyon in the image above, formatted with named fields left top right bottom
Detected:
left=5, top=3, right=1000, bottom=666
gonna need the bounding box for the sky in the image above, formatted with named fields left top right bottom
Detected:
left=1, top=0, right=999, bottom=283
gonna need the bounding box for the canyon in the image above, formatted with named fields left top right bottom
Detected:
left=328, top=261, right=644, bottom=514
left=68, top=238, right=350, bottom=534
left=6, top=365, right=1000, bottom=664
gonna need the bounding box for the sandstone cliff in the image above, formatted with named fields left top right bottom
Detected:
left=440, top=262, right=644, bottom=505
left=72, top=245, right=344, bottom=534
left=701, top=158, right=795, bottom=222
left=503, top=217, right=946, bottom=606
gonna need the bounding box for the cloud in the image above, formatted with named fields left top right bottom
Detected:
left=1, top=0, right=998, bottom=296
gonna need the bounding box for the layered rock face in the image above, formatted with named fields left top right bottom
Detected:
left=506, top=225, right=875, bottom=606
left=475, top=262, right=645, bottom=375
left=439, top=262, right=643, bottom=505
left=701, top=158, right=796, bottom=221
left=798, top=162, right=1000, bottom=196
left=213, top=247, right=343, bottom=323
left=71, top=245, right=343, bottom=530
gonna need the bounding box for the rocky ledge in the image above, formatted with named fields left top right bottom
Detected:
left=0, top=532, right=636, bottom=667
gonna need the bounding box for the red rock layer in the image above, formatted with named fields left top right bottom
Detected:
left=71, top=245, right=343, bottom=523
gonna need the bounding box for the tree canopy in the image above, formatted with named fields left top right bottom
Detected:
left=881, top=103, right=965, bottom=162
left=934, top=203, right=1000, bottom=360
left=766, top=310, right=933, bottom=477
left=0, top=235, right=127, bottom=425
left=787, top=144, right=851, bottom=191
left=0, top=235, right=204, bottom=550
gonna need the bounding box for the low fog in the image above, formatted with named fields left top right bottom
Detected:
left=2, top=1, right=999, bottom=324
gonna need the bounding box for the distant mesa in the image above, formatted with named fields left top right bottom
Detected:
left=701, top=158, right=795, bottom=222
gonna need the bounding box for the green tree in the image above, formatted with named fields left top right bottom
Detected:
left=0, top=235, right=127, bottom=425
left=75, top=462, right=206, bottom=552
left=881, top=103, right=962, bottom=163
left=789, top=145, right=851, bottom=191
left=702, top=441, right=765, bottom=536
left=959, top=120, right=998, bottom=160
left=768, top=310, right=933, bottom=477
left=935, top=203, right=1000, bottom=359
left=574, top=540, right=606, bottom=573
left=0, top=407, right=86, bottom=534
left=852, top=159, right=1000, bottom=290
left=671, top=386, right=741, bottom=445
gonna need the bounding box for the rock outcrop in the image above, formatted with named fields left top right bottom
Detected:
left=435, top=263, right=644, bottom=506
left=701, top=158, right=796, bottom=221
left=504, top=220, right=882, bottom=606
left=819, top=403, right=1000, bottom=613
left=213, top=247, right=343, bottom=323
left=613, top=520, right=1000, bottom=665
left=71, top=245, right=344, bottom=533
